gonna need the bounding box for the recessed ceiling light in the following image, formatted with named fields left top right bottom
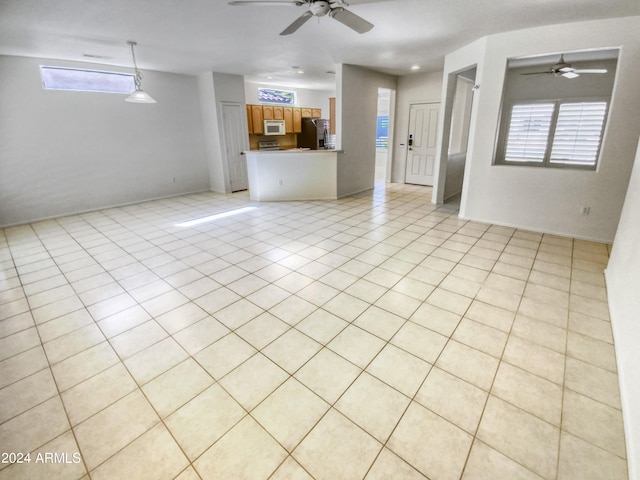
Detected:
left=411, top=65, right=421, bottom=71
left=297, top=69, right=304, bottom=74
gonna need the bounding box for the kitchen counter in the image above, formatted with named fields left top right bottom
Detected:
left=244, top=150, right=338, bottom=201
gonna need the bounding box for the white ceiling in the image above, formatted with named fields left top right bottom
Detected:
left=1, top=0, right=639, bottom=91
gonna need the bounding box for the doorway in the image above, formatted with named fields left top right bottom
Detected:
left=222, top=102, right=249, bottom=192
left=444, top=69, right=476, bottom=204
left=375, top=88, right=392, bottom=183
left=433, top=65, right=477, bottom=205
left=405, top=102, right=440, bottom=186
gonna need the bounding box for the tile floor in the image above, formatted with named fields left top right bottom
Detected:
left=0, top=183, right=628, bottom=480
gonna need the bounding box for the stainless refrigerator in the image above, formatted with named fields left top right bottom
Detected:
left=298, top=118, right=332, bottom=150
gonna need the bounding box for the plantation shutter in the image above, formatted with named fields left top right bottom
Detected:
left=504, top=103, right=554, bottom=163
left=550, top=102, right=607, bottom=167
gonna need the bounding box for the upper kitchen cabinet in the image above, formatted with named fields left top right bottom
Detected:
left=250, top=105, right=264, bottom=135
left=246, top=105, right=253, bottom=134
left=292, top=108, right=302, bottom=133
left=245, top=104, right=320, bottom=135
left=262, top=106, right=274, bottom=120
left=283, top=107, right=293, bottom=133
left=329, top=98, right=336, bottom=135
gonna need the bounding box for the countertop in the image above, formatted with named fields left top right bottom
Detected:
left=245, top=149, right=340, bottom=154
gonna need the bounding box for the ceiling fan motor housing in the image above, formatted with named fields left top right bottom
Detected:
left=310, top=1, right=331, bottom=16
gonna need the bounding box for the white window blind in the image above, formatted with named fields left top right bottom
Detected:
left=504, top=103, right=554, bottom=163
left=550, top=102, right=607, bottom=167
left=500, top=100, right=607, bottom=169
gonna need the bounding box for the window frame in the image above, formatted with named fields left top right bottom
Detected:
left=39, top=65, right=136, bottom=94
left=495, top=96, right=610, bottom=171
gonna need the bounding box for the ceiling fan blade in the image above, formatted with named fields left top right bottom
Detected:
left=280, top=11, right=314, bottom=35
left=572, top=69, right=608, bottom=74
left=228, top=1, right=303, bottom=6
left=521, top=71, right=552, bottom=76
left=329, top=7, right=374, bottom=33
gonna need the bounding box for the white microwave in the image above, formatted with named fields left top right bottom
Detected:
left=264, top=119, right=286, bottom=136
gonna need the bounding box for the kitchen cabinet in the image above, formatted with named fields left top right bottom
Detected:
left=245, top=104, right=320, bottom=135
left=293, top=108, right=302, bottom=133
left=329, top=98, right=336, bottom=134
left=251, top=105, right=264, bottom=135
left=247, top=105, right=253, bottom=134
left=283, top=107, right=293, bottom=133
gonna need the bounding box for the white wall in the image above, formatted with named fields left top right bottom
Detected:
left=605, top=137, right=640, bottom=480
left=336, top=64, right=397, bottom=197
left=198, top=72, right=248, bottom=193
left=436, top=16, right=640, bottom=243
left=244, top=82, right=334, bottom=118
left=391, top=72, right=443, bottom=183
left=0, top=55, right=210, bottom=227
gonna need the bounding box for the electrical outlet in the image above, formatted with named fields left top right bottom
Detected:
left=172, top=177, right=176, bottom=183
left=580, top=206, right=590, bottom=215
left=278, top=179, right=283, bottom=187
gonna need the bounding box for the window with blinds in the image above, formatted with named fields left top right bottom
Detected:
left=499, top=99, right=608, bottom=169
left=504, top=103, right=554, bottom=163
left=550, top=102, right=607, bottom=166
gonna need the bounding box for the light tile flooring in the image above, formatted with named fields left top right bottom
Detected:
left=0, top=183, right=628, bottom=480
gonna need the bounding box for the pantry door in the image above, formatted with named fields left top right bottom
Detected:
left=405, top=102, right=440, bottom=186
left=222, top=102, right=249, bottom=192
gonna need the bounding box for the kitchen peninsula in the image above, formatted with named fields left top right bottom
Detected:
left=245, top=149, right=338, bottom=201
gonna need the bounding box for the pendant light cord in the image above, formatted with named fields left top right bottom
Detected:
left=128, top=41, right=143, bottom=90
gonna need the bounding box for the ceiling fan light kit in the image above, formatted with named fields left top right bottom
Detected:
left=125, top=41, right=156, bottom=104
left=228, top=0, right=374, bottom=35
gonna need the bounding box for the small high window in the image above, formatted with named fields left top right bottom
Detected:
left=40, top=66, right=135, bottom=94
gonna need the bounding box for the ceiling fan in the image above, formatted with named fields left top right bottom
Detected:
left=521, top=54, right=607, bottom=79
left=228, top=0, right=374, bottom=35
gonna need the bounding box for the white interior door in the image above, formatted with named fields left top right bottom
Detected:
left=405, top=102, right=440, bottom=186
left=222, top=102, right=249, bottom=192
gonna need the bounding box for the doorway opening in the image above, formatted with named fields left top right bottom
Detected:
left=434, top=65, right=476, bottom=205
left=375, top=88, right=392, bottom=183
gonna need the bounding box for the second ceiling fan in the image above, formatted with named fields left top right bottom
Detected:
left=521, top=54, right=607, bottom=79
left=228, top=0, right=374, bottom=35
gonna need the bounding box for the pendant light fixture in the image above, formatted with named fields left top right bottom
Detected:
left=125, top=41, right=156, bottom=103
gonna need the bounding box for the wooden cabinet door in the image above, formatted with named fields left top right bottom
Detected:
left=293, top=108, right=302, bottom=133
left=301, top=108, right=312, bottom=118
left=246, top=104, right=253, bottom=135
left=283, top=107, right=293, bottom=133
left=273, top=106, right=284, bottom=120
left=251, top=105, right=264, bottom=135
left=312, top=108, right=321, bottom=118
left=262, top=106, right=274, bottom=120
left=329, top=98, right=336, bottom=134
